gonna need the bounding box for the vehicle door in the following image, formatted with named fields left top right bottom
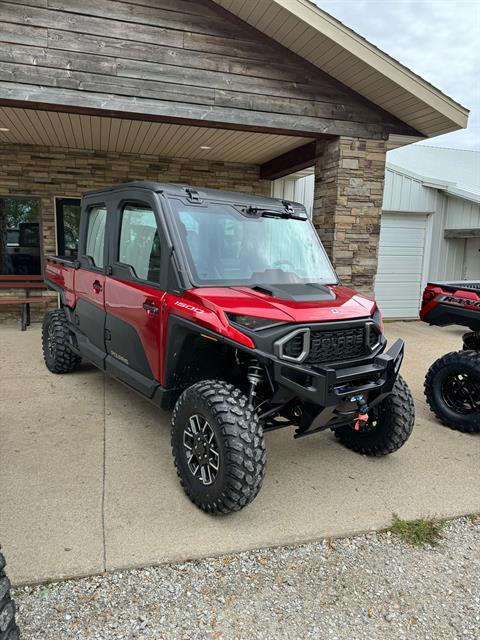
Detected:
left=75, top=199, right=108, bottom=368
left=104, top=190, right=169, bottom=397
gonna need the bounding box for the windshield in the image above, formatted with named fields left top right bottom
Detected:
left=169, top=199, right=337, bottom=287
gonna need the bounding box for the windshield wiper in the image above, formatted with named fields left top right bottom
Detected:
left=245, top=206, right=306, bottom=221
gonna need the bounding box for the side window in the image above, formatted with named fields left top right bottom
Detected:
left=119, top=204, right=161, bottom=283
left=56, top=198, right=81, bottom=258
left=85, top=205, right=107, bottom=268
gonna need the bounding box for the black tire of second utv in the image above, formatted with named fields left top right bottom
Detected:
left=0, top=553, right=20, bottom=640
left=42, top=308, right=82, bottom=374
left=171, top=380, right=267, bottom=515
left=334, top=375, right=415, bottom=455
left=424, top=350, right=480, bottom=432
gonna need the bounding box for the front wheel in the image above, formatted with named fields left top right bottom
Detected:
left=425, top=350, right=480, bottom=432
left=334, top=375, right=415, bottom=455
left=171, top=380, right=266, bottom=515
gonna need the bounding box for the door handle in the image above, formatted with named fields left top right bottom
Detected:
left=92, top=280, right=103, bottom=293
left=143, top=301, right=159, bottom=316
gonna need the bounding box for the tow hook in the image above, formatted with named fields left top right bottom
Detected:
left=350, top=394, right=369, bottom=431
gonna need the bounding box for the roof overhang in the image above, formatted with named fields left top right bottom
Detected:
left=214, top=0, right=469, bottom=138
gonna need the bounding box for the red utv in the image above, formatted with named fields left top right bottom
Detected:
left=420, top=281, right=480, bottom=432
left=42, top=182, right=415, bottom=514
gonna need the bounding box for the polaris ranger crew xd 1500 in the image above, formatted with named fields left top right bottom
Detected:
left=43, top=182, right=415, bottom=514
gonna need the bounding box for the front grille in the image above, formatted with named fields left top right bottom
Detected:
left=280, top=323, right=379, bottom=366
left=307, top=326, right=366, bottom=364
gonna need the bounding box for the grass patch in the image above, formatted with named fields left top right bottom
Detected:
left=390, top=513, right=443, bottom=547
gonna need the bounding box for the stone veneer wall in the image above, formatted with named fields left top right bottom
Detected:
left=313, top=137, right=387, bottom=295
left=0, top=144, right=270, bottom=322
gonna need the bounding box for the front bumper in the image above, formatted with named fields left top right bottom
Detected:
left=270, top=338, right=404, bottom=408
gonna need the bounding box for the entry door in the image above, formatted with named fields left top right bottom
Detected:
left=463, top=238, right=480, bottom=280
left=375, top=212, right=428, bottom=319
left=104, top=197, right=168, bottom=398
left=75, top=204, right=108, bottom=368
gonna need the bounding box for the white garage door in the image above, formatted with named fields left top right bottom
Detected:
left=375, top=213, right=428, bottom=319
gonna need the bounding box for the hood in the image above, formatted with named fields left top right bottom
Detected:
left=184, top=284, right=376, bottom=324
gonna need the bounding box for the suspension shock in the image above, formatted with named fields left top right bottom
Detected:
left=247, top=359, right=265, bottom=408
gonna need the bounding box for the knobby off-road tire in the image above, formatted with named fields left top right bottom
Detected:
left=425, top=350, right=480, bottom=432
left=171, top=380, right=266, bottom=515
left=42, top=309, right=81, bottom=374
left=0, top=553, right=20, bottom=640
left=334, top=375, right=415, bottom=455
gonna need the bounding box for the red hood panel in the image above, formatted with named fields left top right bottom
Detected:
left=185, top=285, right=375, bottom=323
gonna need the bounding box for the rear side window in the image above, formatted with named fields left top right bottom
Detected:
left=85, top=205, right=107, bottom=268
left=119, top=204, right=161, bottom=283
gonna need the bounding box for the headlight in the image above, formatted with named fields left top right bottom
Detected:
left=227, top=314, right=286, bottom=331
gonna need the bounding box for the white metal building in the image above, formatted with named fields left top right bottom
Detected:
left=272, top=146, right=480, bottom=319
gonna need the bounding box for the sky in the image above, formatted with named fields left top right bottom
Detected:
left=315, top=0, right=480, bottom=150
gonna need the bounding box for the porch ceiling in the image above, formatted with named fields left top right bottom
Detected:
left=0, top=106, right=311, bottom=164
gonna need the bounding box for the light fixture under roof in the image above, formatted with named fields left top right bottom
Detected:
left=0, top=127, right=9, bottom=132
left=199, top=145, right=211, bottom=150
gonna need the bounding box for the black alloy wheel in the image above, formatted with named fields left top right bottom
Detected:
left=425, top=350, right=480, bottom=432
left=441, top=372, right=480, bottom=414
left=182, top=414, right=220, bottom=487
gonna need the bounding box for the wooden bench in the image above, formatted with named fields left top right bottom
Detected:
left=0, top=275, right=50, bottom=330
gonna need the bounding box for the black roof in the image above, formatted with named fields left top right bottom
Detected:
left=84, top=181, right=307, bottom=213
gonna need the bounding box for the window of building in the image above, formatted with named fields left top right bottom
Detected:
left=56, top=198, right=81, bottom=258
left=119, top=204, right=161, bottom=283
left=85, top=205, right=107, bottom=268
left=0, top=196, right=41, bottom=275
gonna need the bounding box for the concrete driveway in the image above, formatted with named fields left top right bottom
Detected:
left=1, top=321, right=479, bottom=585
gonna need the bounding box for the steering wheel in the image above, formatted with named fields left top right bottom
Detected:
left=273, top=260, right=295, bottom=270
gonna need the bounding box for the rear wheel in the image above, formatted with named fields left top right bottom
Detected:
left=334, top=375, right=415, bottom=455
left=171, top=380, right=266, bottom=515
left=0, top=552, right=20, bottom=640
left=425, top=350, right=480, bottom=432
left=42, top=308, right=81, bottom=374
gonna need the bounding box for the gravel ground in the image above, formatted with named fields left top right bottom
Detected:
left=13, top=516, right=480, bottom=640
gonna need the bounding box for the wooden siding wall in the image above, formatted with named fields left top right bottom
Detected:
left=0, top=0, right=413, bottom=139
